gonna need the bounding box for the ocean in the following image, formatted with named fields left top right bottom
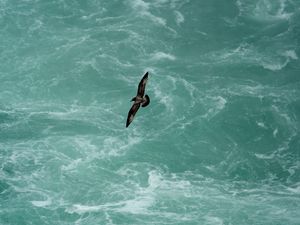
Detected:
left=0, top=0, right=300, bottom=224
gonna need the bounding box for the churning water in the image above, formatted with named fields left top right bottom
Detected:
left=1, top=0, right=300, bottom=224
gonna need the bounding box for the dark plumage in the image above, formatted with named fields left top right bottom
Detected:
left=126, top=72, right=150, bottom=127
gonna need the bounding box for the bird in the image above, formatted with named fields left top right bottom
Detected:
left=126, top=72, right=150, bottom=127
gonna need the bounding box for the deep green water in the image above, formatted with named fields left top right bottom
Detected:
left=1, top=0, right=300, bottom=224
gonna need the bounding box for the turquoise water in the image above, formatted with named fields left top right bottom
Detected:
left=1, top=0, right=300, bottom=224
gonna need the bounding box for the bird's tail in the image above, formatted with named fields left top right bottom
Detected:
left=142, top=95, right=150, bottom=107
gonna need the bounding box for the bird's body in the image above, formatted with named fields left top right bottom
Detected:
left=126, top=72, right=150, bottom=127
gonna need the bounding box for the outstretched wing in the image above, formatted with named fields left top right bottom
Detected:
left=137, top=72, right=148, bottom=97
left=126, top=103, right=140, bottom=127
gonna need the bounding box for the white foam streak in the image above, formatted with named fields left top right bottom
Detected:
left=202, top=96, right=227, bottom=119
left=66, top=170, right=193, bottom=217
left=237, top=0, right=293, bottom=21
left=257, top=121, right=267, bottom=129
left=67, top=197, right=154, bottom=215
left=153, top=85, right=173, bottom=112
left=130, top=0, right=149, bottom=11
left=117, top=196, right=155, bottom=214
left=30, top=191, right=53, bottom=208
left=67, top=204, right=106, bottom=214
left=98, top=53, right=134, bottom=67
left=102, top=136, right=141, bottom=157
left=261, top=49, right=298, bottom=71
left=205, top=43, right=298, bottom=71
left=61, top=159, right=82, bottom=171
left=255, top=153, right=275, bottom=159
left=130, top=0, right=166, bottom=26
left=273, top=128, right=278, bottom=137
left=151, top=52, right=176, bottom=61
left=31, top=199, right=52, bottom=207
left=174, top=10, right=184, bottom=25
left=204, top=216, right=224, bottom=225
left=287, top=183, right=300, bottom=194
left=262, top=60, right=289, bottom=71
left=282, top=50, right=298, bottom=60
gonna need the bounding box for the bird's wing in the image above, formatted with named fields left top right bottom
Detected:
left=137, top=72, right=148, bottom=97
left=126, top=103, right=140, bottom=127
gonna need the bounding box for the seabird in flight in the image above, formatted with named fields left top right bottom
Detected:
left=126, top=72, right=150, bottom=127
